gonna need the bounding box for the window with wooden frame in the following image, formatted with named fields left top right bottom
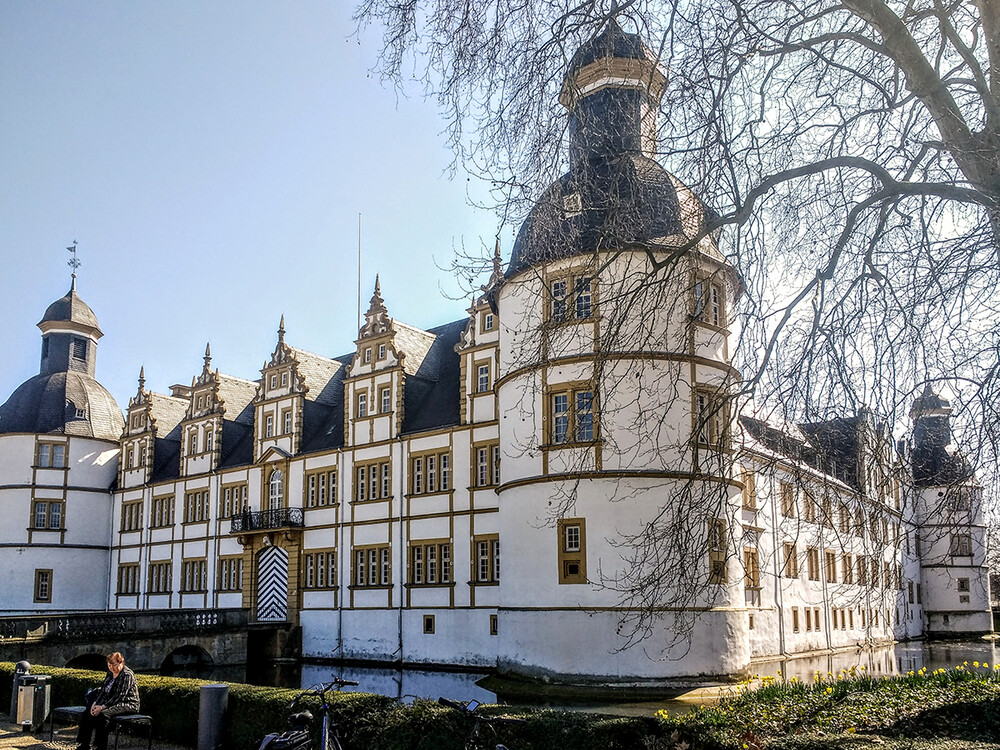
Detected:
left=410, top=451, right=451, bottom=495
left=151, top=496, right=174, bottom=528
left=780, top=481, right=796, bottom=518
left=693, top=388, right=728, bottom=450
left=147, top=561, right=172, bottom=593
left=303, top=548, right=337, bottom=589
left=305, top=469, right=337, bottom=508
left=188, top=430, right=199, bottom=456
left=547, top=271, right=595, bottom=323
left=743, top=546, right=760, bottom=589
left=821, top=496, right=833, bottom=528
left=825, top=550, right=837, bottom=583
left=378, top=343, right=387, bottom=360
left=950, top=532, right=972, bottom=556
left=692, top=276, right=726, bottom=327
left=267, top=468, right=284, bottom=510
left=475, top=361, right=491, bottom=393
left=180, top=559, right=208, bottom=592
left=183, top=490, right=211, bottom=523
left=34, top=569, right=52, bottom=603
left=265, top=414, right=274, bottom=438
left=843, top=553, right=854, bottom=584
left=806, top=547, right=820, bottom=581
left=282, top=408, right=293, bottom=435
left=783, top=542, right=799, bottom=578
left=31, top=499, right=64, bottom=530
left=354, top=460, right=391, bottom=502
left=481, top=311, right=495, bottom=332
left=71, top=337, right=88, bottom=361
left=473, top=443, right=501, bottom=487
left=220, top=483, right=248, bottom=518
left=707, top=518, right=727, bottom=584
left=741, top=469, right=757, bottom=510
left=791, top=606, right=800, bottom=633
left=409, top=540, right=453, bottom=585
left=803, top=494, right=817, bottom=523
left=472, top=534, right=500, bottom=583
left=117, top=563, right=140, bottom=595
left=547, top=383, right=596, bottom=445
left=357, top=391, right=368, bottom=418
left=557, top=518, right=587, bottom=584
left=36, top=441, right=67, bottom=468
left=380, top=387, right=392, bottom=413
left=217, top=555, right=244, bottom=592
left=839, top=503, right=851, bottom=535
left=121, top=500, right=143, bottom=532
left=352, top=545, right=391, bottom=587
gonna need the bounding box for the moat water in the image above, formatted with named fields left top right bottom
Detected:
left=287, top=639, right=998, bottom=716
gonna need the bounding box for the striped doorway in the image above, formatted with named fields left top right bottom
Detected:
left=255, top=544, right=289, bottom=622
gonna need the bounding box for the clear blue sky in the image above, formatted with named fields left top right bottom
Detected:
left=1, top=2, right=508, bottom=411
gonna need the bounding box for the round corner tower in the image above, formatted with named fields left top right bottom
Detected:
left=494, top=20, right=746, bottom=682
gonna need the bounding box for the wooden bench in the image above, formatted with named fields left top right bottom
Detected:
left=48, top=707, right=153, bottom=750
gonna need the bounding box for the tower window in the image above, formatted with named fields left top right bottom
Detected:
left=41, top=338, right=49, bottom=358
left=71, top=338, right=87, bottom=360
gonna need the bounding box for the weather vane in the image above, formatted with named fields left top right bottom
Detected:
left=67, top=240, right=80, bottom=286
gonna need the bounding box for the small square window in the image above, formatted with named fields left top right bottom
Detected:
left=957, top=578, right=970, bottom=592
left=423, top=615, right=435, bottom=634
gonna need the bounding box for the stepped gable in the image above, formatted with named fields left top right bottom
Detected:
left=401, top=319, right=464, bottom=434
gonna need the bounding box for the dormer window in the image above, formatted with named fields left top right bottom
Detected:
left=378, top=344, right=386, bottom=359
left=364, top=347, right=372, bottom=364
left=693, top=278, right=725, bottom=327
left=484, top=313, right=495, bottom=331
left=197, top=395, right=204, bottom=409
left=71, top=338, right=87, bottom=360
left=74, top=407, right=87, bottom=419
left=131, top=414, right=141, bottom=430
left=270, top=374, right=277, bottom=389
left=281, top=371, right=288, bottom=386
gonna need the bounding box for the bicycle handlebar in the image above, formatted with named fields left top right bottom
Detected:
left=287, top=679, right=360, bottom=707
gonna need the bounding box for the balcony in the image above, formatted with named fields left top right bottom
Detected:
left=230, top=508, right=304, bottom=534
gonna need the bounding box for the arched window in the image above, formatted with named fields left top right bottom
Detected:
left=268, top=469, right=283, bottom=510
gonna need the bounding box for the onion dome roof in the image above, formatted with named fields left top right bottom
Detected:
left=38, top=283, right=102, bottom=335
left=566, top=18, right=654, bottom=73
left=0, top=370, right=124, bottom=440
left=507, top=154, right=719, bottom=278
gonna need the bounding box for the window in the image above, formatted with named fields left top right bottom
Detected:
left=218, top=556, right=244, bottom=592
left=354, top=460, right=391, bottom=501
left=363, top=347, right=372, bottom=364
left=380, top=387, right=392, bottom=413
left=117, top=564, right=140, bottom=595
left=189, top=431, right=198, bottom=455
left=791, top=606, right=800, bottom=633
left=741, top=470, right=757, bottom=510
left=205, top=429, right=213, bottom=453
left=694, top=389, right=728, bottom=449
left=558, top=518, right=587, bottom=584
left=839, top=503, right=851, bottom=534
left=549, top=273, right=595, bottom=322
left=483, top=312, right=495, bottom=331
left=378, top=343, right=386, bottom=359
left=270, top=374, right=277, bottom=389
left=34, top=569, right=52, bottom=603
left=181, top=559, right=208, bottom=592
left=744, top=547, right=760, bottom=589
left=31, top=500, right=64, bottom=530
left=121, top=500, right=143, bottom=532
left=303, top=549, right=337, bottom=589
left=410, top=452, right=451, bottom=494
left=693, top=278, right=725, bottom=327
left=477, top=363, right=490, bottom=393
left=37, top=442, right=66, bottom=468
left=71, top=337, right=87, bottom=360
left=305, top=470, right=337, bottom=508
left=268, top=469, right=284, bottom=510
left=41, top=337, right=49, bottom=358
left=950, top=533, right=972, bottom=556
left=474, top=444, right=501, bottom=487
left=357, top=392, right=368, bottom=418
left=265, top=414, right=274, bottom=438
left=825, top=550, right=837, bottom=583
left=575, top=277, right=592, bottom=318
left=814, top=607, right=821, bottom=632
left=282, top=409, right=293, bottom=435
left=148, top=561, right=172, bottom=593
left=821, top=497, right=833, bottom=528
left=490, top=614, right=499, bottom=635
left=707, top=518, right=727, bottom=584
left=473, top=535, right=500, bottom=583
left=957, top=577, right=970, bottom=592
left=151, top=496, right=174, bottom=528
left=805, top=607, right=812, bottom=632
left=803, top=495, right=817, bottom=523
left=197, top=395, right=204, bottom=409
left=409, top=541, right=453, bottom=585
left=783, top=542, right=799, bottom=578
left=183, top=490, right=210, bottom=523
left=551, top=278, right=568, bottom=322
left=855, top=506, right=865, bottom=537
left=843, top=554, right=854, bottom=584
left=549, top=385, right=597, bottom=445
left=780, top=482, right=796, bottom=518
left=423, top=615, right=435, bottom=634
left=281, top=371, right=288, bottom=387
left=220, top=484, right=248, bottom=518
left=353, top=545, right=391, bottom=587
left=806, top=547, right=820, bottom=581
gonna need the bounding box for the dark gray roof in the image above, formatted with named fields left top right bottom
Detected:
left=506, top=154, right=718, bottom=278
left=0, top=371, right=124, bottom=440
left=289, top=348, right=344, bottom=405
left=401, top=319, right=464, bottom=434
left=566, top=18, right=653, bottom=73
left=38, top=286, right=101, bottom=332
left=216, top=375, right=257, bottom=425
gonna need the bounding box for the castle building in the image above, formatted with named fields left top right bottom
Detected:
left=0, top=22, right=990, bottom=681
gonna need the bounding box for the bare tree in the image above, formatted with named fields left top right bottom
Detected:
left=355, top=0, right=998, bottom=653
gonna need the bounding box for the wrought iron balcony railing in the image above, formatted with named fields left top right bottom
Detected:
left=230, top=508, right=304, bottom=534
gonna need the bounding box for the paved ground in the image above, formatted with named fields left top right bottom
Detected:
left=0, top=720, right=187, bottom=750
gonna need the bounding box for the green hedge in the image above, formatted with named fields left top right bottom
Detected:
left=0, top=663, right=676, bottom=750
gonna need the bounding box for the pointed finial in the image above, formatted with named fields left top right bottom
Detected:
left=278, top=314, right=286, bottom=344
left=375, top=274, right=381, bottom=295
left=66, top=240, right=80, bottom=289
left=138, top=366, right=145, bottom=391
left=493, top=237, right=502, bottom=274
left=203, top=342, right=212, bottom=373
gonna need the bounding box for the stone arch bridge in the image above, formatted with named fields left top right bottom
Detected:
left=0, top=609, right=298, bottom=682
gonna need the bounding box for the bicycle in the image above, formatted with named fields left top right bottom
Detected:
left=437, top=697, right=525, bottom=750
left=257, top=678, right=359, bottom=750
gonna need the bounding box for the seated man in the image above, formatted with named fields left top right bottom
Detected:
left=76, top=652, right=140, bottom=750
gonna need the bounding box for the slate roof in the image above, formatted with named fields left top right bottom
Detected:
left=566, top=18, right=653, bottom=73
left=0, top=371, right=124, bottom=441
left=289, top=348, right=344, bottom=405
left=216, top=375, right=257, bottom=424
left=394, top=322, right=439, bottom=377
left=39, top=285, right=102, bottom=332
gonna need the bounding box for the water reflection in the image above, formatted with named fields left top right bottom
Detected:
left=300, top=663, right=496, bottom=705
